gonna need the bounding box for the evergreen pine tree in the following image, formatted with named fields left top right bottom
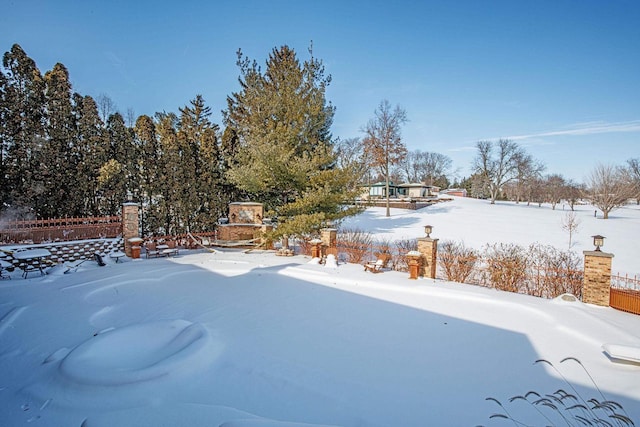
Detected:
left=219, top=126, right=243, bottom=205
left=155, top=112, right=180, bottom=234
left=1, top=44, right=46, bottom=218
left=223, top=45, right=358, bottom=236
left=43, top=62, right=77, bottom=217
left=0, top=67, right=9, bottom=210
left=134, top=114, right=160, bottom=235
left=175, top=96, right=208, bottom=231
left=74, top=94, right=108, bottom=215
left=102, top=112, right=131, bottom=214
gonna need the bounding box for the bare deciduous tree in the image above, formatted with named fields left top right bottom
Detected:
left=362, top=100, right=408, bottom=217
left=561, top=211, right=581, bottom=249
left=563, top=179, right=584, bottom=211
left=126, top=107, right=136, bottom=128
left=473, top=139, right=524, bottom=204
left=514, top=152, right=545, bottom=204
left=586, top=163, right=635, bottom=219
left=335, top=137, right=369, bottom=190
left=544, top=174, right=566, bottom=210
left=627, top=158, right=640, bottom=204
left=400, top=150, right=453, bottom=187
left=96, top=93, right=117, bottom=124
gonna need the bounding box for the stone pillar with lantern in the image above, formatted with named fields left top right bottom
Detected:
left=417, top=225, right=438, bottom=279
left=582, top=234, right=614, bottom=307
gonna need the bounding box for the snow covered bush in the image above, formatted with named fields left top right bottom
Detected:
left=479, top=242, right=583, bottom=298
left=482, top=243, right=529, bottom=293
left=526, top=243, right=583, bottom=299
left=437, top=240, right=480, bottom=283
left=393, top=238, right=418, bottom=272
left=337, top=228, right=374, bottom=264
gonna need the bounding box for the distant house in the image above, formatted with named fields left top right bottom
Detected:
left=441, top=188, right=467, bottom=197
left=359, top=181, right=399, bottom=199
left=358, top=182, right=439, bottom=199
left=397, top=183, right=440, bottom=198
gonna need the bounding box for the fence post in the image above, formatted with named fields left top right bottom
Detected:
left=582, top=249, right=614, bottom=306
left=122, top=203, right=140, bottom=257
left=417, top=237, right=438, bottom=279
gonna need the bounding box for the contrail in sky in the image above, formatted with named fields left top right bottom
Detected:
left=503, top=120, right=640, bottom=141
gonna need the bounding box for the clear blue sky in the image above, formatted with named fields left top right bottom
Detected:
left=2, top=0, right=639, bottom=182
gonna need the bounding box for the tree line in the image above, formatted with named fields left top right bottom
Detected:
left=464, top=139, right=640, bottom=218
left=0, top=43, right=363, bottom=237
left=2, top=41, right=637, bottom=241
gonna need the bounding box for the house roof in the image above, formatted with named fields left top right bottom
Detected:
left=357, top=181, right=397, bottom=187
left=358, top=182, right=440, bottom=189
left=396, top=183, right=440, bottom=189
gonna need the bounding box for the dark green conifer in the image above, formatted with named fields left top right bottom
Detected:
left=223, top=45, right=358, bottom=236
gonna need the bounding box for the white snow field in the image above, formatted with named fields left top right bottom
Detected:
left=0, top=196, right=639, bottom=426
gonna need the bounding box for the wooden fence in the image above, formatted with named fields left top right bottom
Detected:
left=0, top=216, right=121, bottom=245
left=610, top=273, right=640, bottom=315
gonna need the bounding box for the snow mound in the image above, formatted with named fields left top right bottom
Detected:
left=59, top=319, right=215, bottom=386
left=552, top=293, right=581, bottom=304
left=602, top=343, right=640, bottom=364
left=324, top=254, right=338, bottom=269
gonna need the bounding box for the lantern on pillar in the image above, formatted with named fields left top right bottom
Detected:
left=592, top=235, right=605, bottom=252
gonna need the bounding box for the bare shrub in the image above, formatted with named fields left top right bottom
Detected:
left=541, top=246, right=584, bottom=299
left=438, top=240, right=479, bottom=283
left=480, top=242, right=583, bottom=298
left=483, top=243, right=528, bottom=292
left=393, top=238, right=418, bottom=272
left=337, top=228, right=373, bottom=264
left=296, top=236, right=314, bottom=256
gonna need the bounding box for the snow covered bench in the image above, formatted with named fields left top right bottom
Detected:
left=158, top=242, right=179, bottom=257
left=145, top=242, right=162, bottom=258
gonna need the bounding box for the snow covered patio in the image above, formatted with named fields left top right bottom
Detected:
left=1, top=249, right=639, bottom=426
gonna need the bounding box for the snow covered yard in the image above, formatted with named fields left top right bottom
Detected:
left=1, top=245, right=640, bottom=426
left=1, top=196, right=640, bottom=426
left=341, top=196, right=640, bottom=277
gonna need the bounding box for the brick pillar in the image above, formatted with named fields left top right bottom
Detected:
left=582, top=250, right=614, bottom=306
left=321, top=228, right=337, bottom=248
left=407, top=252, right=421, bottom=280
left=122, top=202, right=140, bottom=257
left=321, top=228, right=338, bottom=258
left=417, top=237, right=438, bottom=279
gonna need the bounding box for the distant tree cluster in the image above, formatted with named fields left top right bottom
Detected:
left=586, top=162, right=636, bottom=219
left=3, top=41, right=636, bottom=236
left=462, top=138, right=637, bottom=219
left=0, top=43, right=359, bottom=237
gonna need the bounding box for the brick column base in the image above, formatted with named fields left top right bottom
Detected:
left=417, top=237, right=438, bottom=279
left=582, top=250, right=614, bottom=306
left=122, top=202, right=140, bottom=257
